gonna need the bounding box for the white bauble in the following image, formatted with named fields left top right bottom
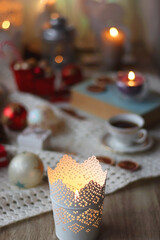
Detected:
left=8, top=152, right=44, bottom=188
left=27, top=105, right=58, bottom=132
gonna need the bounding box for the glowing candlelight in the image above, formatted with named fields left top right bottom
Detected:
left=103, top=27, right=124, bottom=43
left=109, top=27, right=119, bottom=38
left=101, top=26, right=125, bottom=69
left=128, top=71, right=136, bottom=86
left=117, top=71, right=146, bottom=97
left=48, top=155, right=107, bottom=240
left=128, top=71, right=135, bottom=81
left=74, top=189, right=79, bottom=202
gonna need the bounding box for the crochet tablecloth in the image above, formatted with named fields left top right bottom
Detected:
left=0, top=74, right=160, bottom=227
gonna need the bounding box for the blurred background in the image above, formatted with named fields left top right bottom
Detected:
left=0, top=0, right=160, bottom=68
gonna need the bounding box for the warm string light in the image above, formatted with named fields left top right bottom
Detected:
left=2, top=20, right=10, bottom=30
left=109, top=27, right=119, bottom=38
left=55, top=55, right=64, bottom=64
left=128, top=71, right=136, bottom=87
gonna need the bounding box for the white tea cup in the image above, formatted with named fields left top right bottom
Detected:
left=107, top=114, right=148, bottom=146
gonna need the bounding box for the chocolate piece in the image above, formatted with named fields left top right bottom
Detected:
left=61, top=108, right=86, bottom=120
left=96, top=76, right=114, bottom=86
left=118, top=160, right=140, bottom=171
left=87, top=85, right=106, bottom=93
left=96, top=156, right=115, bottom=165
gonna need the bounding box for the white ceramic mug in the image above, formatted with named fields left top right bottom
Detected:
left=107, top=113, right=148, bottom=146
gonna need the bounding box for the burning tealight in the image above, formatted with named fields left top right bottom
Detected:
left=117, top=71, right=146, bottom=97
left=101, top=27, right=125, bottom=69
left=48, top=155, right=107, bottom=240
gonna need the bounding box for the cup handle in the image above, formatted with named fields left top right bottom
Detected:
left=134, top=129, right=148, bottom=144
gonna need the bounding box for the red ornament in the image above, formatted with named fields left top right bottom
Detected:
left=33, top=67, right=44, bottom=78
left=0, top=145, right=8, bottom=168
left=2, top=103, right=27, bottom=131
left=61, top=64, right=83, bottom=88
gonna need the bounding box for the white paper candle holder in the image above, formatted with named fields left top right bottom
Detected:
left=48, top=155, right=107, bottom=240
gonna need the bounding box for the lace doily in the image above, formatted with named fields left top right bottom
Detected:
left=0, top=74, right=160, bottom=227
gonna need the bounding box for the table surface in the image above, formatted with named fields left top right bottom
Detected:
left=1, top=177, right=160, bottom=240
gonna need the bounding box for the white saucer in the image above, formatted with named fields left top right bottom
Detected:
left=102, top=134, right=154, bottom=154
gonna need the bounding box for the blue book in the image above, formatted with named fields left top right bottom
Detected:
left=71, top=80, right=160, bottom=126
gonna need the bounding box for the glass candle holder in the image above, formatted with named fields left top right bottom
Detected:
left=116, top=71, right=148, bottom=100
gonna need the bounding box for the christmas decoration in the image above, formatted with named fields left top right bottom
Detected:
left=27, top=105, right=58, bottom=132
left=42, top=14, right=75, bottom=68
left=0, top=145, right=8, bottom=168
left=8, top=152, right=44, bottom=188
left=1, top=103, right=27, bottom=131
left=17, top=127, right=52, bottom=150
left=61, top=64, right=83, bottom=89
left=11, top=59, right=55, bottom=96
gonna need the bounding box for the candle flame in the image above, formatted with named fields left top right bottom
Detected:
left=109, top=27, right=119, bottom=37
left=128, top=71, right=135, bottom=81
left=55, top=55, right=64, bottom=64
left=2, top=20, right=10, bottom=30
left=75, top=190, right=79, bottom=201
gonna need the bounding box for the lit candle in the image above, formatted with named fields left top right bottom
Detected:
left=104, top=27, right=125, bottom=44
left=101, top=27, right=125, bottom=69
left=117, top=71, right=145, bottom=96
left=48, top=155, right=107, bottom=240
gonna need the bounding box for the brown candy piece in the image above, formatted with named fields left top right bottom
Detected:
left=96, top=76, right=114, bottom=86
left=96, top=156, right=115, bottom=165
left=87, top=85, right=106, bottom=93
left=118, top=160, right=140, bottom=171
left=61, top=108, right=86, bottom=120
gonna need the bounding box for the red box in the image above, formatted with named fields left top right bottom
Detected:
left=0, top=145, right=8, bottom=168
left=11, top=64, right=55, bottom=96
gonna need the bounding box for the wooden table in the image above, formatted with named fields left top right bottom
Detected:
left=1, top=177, right=160, bottom=240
